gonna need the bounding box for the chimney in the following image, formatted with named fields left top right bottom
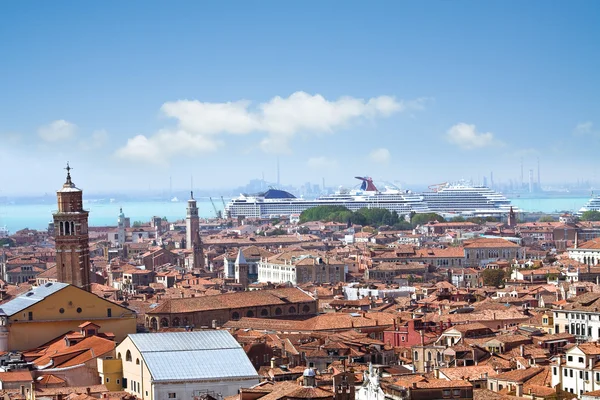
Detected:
left=520, top=344, right=525, bottom=357
left=86, top=388, right=91, bottom=396
left=515, top=382, right=523, bottom=397
left=556, top=355, right=561, bottom=367
left=271, top=357, right=276, bottom=369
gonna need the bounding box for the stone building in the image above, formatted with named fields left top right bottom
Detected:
left=145, top=287, right=317, bottom=330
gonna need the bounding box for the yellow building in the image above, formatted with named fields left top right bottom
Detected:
left=0, top=282, right=136, bottom=351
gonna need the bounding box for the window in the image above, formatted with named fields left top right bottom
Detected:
left=401, top=336, right=405, bottom=342
left=453, top=389, right=460, bottom=397
left=117, top=380, right=120, bottom=385
left=570, top=369, right=573, bottom=378
left=414, top=351, right=419, bottom=361
left=564, top=369, right=568, bottom=377
left=246, top=310, right=254, bottom=317
left=106, top=378, right=110, bottom=383
left=568, top=356, right=573, bottom=362
left=28, top=312, right=33, bottom=321
left=136, top=358, right=140, bottom=365
left=261, top=309, right=269, bottom=316
left=168, top=394, right=176, bottom=399
left=579, top=357, right=585, bottom=363
left=586, top=371, right=589, bottom=380
left=442, top=389, right=451, bottom=398
left=596, top=372, right=600, bottom=381
left=232, top=312, right=240, bottom=320
left=107, top=308, right=112, bottom=317
left=579, top=371, right=583, bottom=379
left=553, top=367, right=557, bottom=375
left=122, top=378, right=127, bottom=389
left=275, top=307, right=282, bottom=316
left=76, top=307, right=82, bottom=313
left=126, top=350, right=132, bottom=362
left=59, top=308, right=65, bottom=314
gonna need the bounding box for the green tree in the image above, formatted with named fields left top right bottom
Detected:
left=411, top=213, right=445, bottom=227
left=581, top=210, right=600, bottom=221
left=538, top=215, right=556, bottom=222
left=481, top=269, right=506, bottom=288
left=0, top=238, right=14, bottom=247
left=451, top=216, right=466, bottom=222
left=133, top=221, right=143, bottom=227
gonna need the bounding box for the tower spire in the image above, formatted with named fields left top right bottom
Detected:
left=64, top=162, right=73, bottom=185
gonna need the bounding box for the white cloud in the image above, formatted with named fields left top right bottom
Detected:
left=307, top=156, right=338, bottom=170
left=368, top=148, right=391, bottom=164
left=573, top=121, right=595, bottom=136
left=446, top=123, right=499, bottom=150
left=38, top=120, right=77, bottom=142
left=115, top=129, right=222, bottom=164
left=116, top=91, right=421, bottom=163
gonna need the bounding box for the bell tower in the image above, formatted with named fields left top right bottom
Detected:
left=53, top=163, right=91, bottom=290
left=186, top=191, right=199, bottom=250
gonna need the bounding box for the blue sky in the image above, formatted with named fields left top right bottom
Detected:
left=1, top=1, right=599, bottom=194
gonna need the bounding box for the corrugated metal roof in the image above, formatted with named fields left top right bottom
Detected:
left=144, top=348, right=258, bottom=381
left=129, top=331, right=258, bottom=382
left=1, top=282, right=69, bottom=316
left=129, top=330, right=241, bottom=352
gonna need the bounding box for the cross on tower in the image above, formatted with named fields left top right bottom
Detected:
left=65, top=162, right=73, bottom=184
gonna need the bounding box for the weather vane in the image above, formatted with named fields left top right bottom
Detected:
left=65, top=162, right=73, bottom=183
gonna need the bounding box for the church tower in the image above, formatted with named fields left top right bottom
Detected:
left=186, top=192, right=199, bottom=250
left=53, top=163, right=91, bottom=290
left=234, top=248, right=249, bottom=290
left=507, top=206, right=517, bottom=228
left=117, top=207, right=126, bottom=246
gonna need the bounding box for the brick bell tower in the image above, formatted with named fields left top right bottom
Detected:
left=53, top=163, right=91, bottom=290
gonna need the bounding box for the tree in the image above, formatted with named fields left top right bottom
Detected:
left=133, top=221, right=143, bottom=227
left=581, top=210, right=600, bottom=221
left=451, top=216, right=466, bottom=222
left=411, top=213, right=445, bottom=227
left=481, top=269, right=506, bottom=288
left=538, top=215, right=555, bottom=222
left=0, top=238, right=14, bottom=247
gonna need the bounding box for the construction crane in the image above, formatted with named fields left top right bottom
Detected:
left=221, top=196, right=231, bottom=219
left=209, top=197, right=222, bottom=219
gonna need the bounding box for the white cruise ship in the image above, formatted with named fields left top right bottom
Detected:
left=578, top=195, right=600, bottom=215
left=422, top=181, right=516, bottom=218
left=226, top=177, right=517, bottom=219
left=226, top=177, right=428, bottom=219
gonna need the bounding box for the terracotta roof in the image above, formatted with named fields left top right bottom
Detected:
left=0, top=371, right=33, bottom=382
left=148, top=287, right=314, bottom=314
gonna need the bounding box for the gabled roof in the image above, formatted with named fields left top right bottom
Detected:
left=128, top=330, right=259, bottom=382
left=0, top=282, right=69, bottom=316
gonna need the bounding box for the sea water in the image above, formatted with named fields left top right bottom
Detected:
left=0, top=197, right=592, bottom=234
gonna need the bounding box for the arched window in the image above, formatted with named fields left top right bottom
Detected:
left=246, top=310, right=254, bottom=317
left=126, top=350, right=132, bottom=362
left=232, top=312, right=240, bottom=320
left=150, top=318, right=158, bottom=331
left=117, top=353, right=122, bottom=359
left=136, top=358, right=140, bottom=365
left=289, top=306, right=296, bottom=314
left=414, top=351, right=419, bottom=361
left=172, top=317, right=180, bottom=327
left=183, top=317, right=189, bottom=326
left=302, top=305, right=310, bottom=313
left=160, top=318, right=169, bottom=328
left=427, top=351, right=432, bottom=362
left=275, top=308, right=282, bottom=316
left=261, top=309, right=269, bottom=316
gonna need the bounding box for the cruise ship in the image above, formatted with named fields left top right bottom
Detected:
left=421, top=181, right=516, bottom=218
left=226, top=177, right=429, bottom=218
left=226, top=177, right=517, bottom=219
left=578, top=195, right=600, bottom=215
